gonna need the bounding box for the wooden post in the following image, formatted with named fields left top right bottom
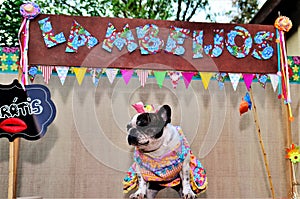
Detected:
left=282, top=100, right=294, bottom=198
left=249, top=88, right=276, bottom=198
left=8, top=138, right=20, bottom=199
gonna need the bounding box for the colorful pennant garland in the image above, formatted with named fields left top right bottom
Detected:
left=89, top=68, right=103, bottom=87
left=242, top=73, right=255, bottom=91
left=168, top=71, right=181, bottom=89
left=136, top=70, right=149, bottom=87
left=120, top=69, right=134, bottom=85
left=106, top=68, right=119, bottom=84
left=73, top=67, right=87, bottom=85
left=40, top=65, right=54, bottom=84
left=28, top=65, right=38, bottom=82
left=200, top=72, right=214, bottom=90
left=228, top=73, right=241, bottom=91
left=181, top=72, right=195, bottom=89
left=268, top=74, right=279, bottom=92
left=1, top=47, right=300, bottom=93
left=256, top=74, right=268, bottom=88
left=153, top=71, right=167, bottom=88
left=55, top=66, right=69, bottom=85
left=215, top=73, right=227, bottom=90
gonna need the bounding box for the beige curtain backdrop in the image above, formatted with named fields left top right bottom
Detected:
left=0, top=72, right=298, bottom=198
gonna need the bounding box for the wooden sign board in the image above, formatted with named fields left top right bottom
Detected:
left=28, top=14, right=278, bottom=74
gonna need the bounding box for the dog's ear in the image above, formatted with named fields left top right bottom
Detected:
left=157, top=105, right=171, bottom=125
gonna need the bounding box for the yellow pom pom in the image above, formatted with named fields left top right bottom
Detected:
left=144, top=105, right=154, bottom=112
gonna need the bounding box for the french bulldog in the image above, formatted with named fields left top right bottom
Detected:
left=123, top=104, right=207, bottom=199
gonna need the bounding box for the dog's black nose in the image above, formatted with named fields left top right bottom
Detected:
left=127, top=128, right=139, bottom=146
left=127, top=134, right=139, bottom=146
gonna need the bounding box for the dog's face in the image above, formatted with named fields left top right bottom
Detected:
left=127, top=105, right=171, bottom=152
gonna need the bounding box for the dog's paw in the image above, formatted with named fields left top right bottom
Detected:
left=182, top=189, right=196, bottom=199
left=129, top=190, right=146, bottom=199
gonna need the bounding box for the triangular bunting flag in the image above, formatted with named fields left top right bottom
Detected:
left=199, top=72, right=214, bottom=90
left=28, top=65, right=38, bottom=83
left=55, top=66, right=69, bottom=85
left=106, top=68, right=119, bottom=84
left=228, top=73, right=241, bottom=91
left=181, top=72, right=195, bottom=89
left=168, top=71, right=181, bottom=89
left=120, top=69, right=134, bottom=85
left=242, top=73, right=255, bottom=91
left=269, top=74, right=279, bottom=92
left=153, top=71, right=167, bottom=88
left=136, top=70, right=149, bottom=87
left=215, top=73, right=228, bottom=90
left=256, top=74, right=268, bottom=89
left=89, top=68, right=102, bottom=87
left=40, top=66, right=54, bottom=84
left=73, top=67, right=87, bottom=85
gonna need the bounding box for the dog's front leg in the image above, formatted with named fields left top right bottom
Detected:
left=180, top=152, right=196, bottom=199
left=130, top=166, right=147, bottom=199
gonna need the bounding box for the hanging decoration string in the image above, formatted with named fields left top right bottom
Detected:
left=18, top=2, right=41, bottom=86
left=274, top=16, right=293, bottom=121
left=276, top=29, right=282, bottom=98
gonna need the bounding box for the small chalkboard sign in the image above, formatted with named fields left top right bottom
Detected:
left=0, top=79, right=56, bottom=142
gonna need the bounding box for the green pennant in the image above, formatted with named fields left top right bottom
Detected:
left=153, top=71, right=167, bottom=88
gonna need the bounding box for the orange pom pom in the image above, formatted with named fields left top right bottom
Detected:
left=274, top=16, right=292, bottom=32
left=239, top=99, right=249, bottom=115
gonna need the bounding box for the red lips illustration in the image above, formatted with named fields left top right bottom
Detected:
left=0, top=118, right=27, bottom=133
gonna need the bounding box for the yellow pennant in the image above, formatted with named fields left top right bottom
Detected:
left=199, top=72, right=214, bottom=90
left=73, top=67, right=87, bottom=85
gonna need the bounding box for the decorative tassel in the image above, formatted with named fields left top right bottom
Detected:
left=19, top=2, right=41, bottom=86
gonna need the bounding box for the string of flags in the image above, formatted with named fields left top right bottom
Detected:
left=0, top=47, right=299, bottom=91
left=31, top=66, right=278, bottom=90
left=19, top=64, right=281, bottom=89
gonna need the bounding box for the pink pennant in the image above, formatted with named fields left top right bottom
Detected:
left=120, top=69, right=134, bottom=85
left=40, top=66, right=54, bottom=84
left=136, top=70, right=149, bottom=87
left=181, top=72, right=195, bottom=88
left=242, top=73, right=255, bottom=91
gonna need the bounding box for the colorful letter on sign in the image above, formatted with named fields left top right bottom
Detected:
left=102, top=23, right=138, bottom=53
left=0, top=80, right=56, bottom=142
left=38, top=17, right=66, bottom=48
left=65, top=20, right=98, bottom=53
left=136, top=24, right=164, bottom=55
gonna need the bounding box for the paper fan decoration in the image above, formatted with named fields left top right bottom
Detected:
left=239, top=92, right=252, bottom=115
left=274, top=16, right=292, bottom=32
left=20, top=2, right=41, bottom=19
left=286, top=144, right=300, bottom=164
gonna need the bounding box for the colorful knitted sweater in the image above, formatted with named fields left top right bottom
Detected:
left=123, top=126, right=207, bottom=195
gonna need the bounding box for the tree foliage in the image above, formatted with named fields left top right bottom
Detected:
left=0, top=0, right=260, bottom=47
left=0, top=0, right=23, bottom=46
left=103, top=0, right=209, bottom=21
left=0, top=0, right=209, bottom=46
left=0, top=0, right=109, bottom=46
left=228, top=0, right=260, bottom=23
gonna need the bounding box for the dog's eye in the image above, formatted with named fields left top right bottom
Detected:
left=136, top=113, right=151, bottom=127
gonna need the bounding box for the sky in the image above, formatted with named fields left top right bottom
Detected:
left=192, top=0, right=268, bottom=23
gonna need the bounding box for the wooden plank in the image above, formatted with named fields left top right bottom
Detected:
left=27, top=14, right=278, bottom=73
left=8, top=139, right=19, bottom=199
